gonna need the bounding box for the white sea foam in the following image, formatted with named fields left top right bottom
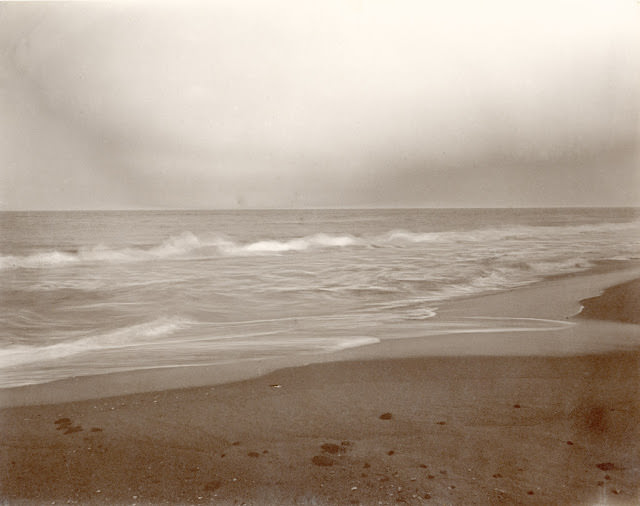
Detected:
left=0, top=317, right=192, bottom=368
left=1, top=221, right=637, bottom=270
left=219, top=233, right=358, bottom=255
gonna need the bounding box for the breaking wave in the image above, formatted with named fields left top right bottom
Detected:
left=0, top=317, right=193, bottom=368
left=0, top=220, right=637, bottom=271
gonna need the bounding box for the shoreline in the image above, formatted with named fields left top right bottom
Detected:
left=2, top=264, right=639, bottom=408
left=2, top=267, right=640, bottom=504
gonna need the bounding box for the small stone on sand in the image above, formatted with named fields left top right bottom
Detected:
left=596, top=462, right=615, bottom=471
left=312, top=455, right=334, bottom=467
left=321, top=443, right=341, bottom=454
left=379, top=412, right=392, bottom=420
left=204, top=480, right=221, bottom=492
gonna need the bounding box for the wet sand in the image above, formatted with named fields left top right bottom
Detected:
left=2, top=270, right=640, bottom=505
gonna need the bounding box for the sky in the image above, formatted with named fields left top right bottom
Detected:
left=1, top=0, right=639, bottom=209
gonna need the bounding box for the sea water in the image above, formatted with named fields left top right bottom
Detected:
left=1, top=208, right=638, bottom=387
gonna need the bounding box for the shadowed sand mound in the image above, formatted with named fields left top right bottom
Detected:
left=579, top=278, right=640, bottom=324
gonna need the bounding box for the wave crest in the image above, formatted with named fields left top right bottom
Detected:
left=1, top=220, right=637, bottom=270
left=0, top=316, right=193, bottom=368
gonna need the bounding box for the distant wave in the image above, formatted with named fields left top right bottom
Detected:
left=380, top=221, right=639, bottom=244
left=0, top=232, right=360, bottom=269
left=0, top=232, right=204, bottom=270
left=0, top=316, right=193, bottom=368
left=0, top=221, right=637, bottom=270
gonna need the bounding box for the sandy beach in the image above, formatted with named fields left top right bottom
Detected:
left=2, top=268, right=640, bottom=505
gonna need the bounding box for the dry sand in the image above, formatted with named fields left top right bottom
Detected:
left=2, top=268, right=640, bottom=505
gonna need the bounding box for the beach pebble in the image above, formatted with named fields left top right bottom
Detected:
left=379, top=412, right=393, bottom=420
left=321, top=443, right=341, bottom=454
left=204, top=480, right=221, bottom=491
left=312, top=455, right=334, bottom=466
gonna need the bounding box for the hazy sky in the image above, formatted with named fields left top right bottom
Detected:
left=1, top=0, right=638, bottom=209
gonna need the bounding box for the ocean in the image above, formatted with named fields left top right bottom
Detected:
left=1, top=208, right=638, bottom=388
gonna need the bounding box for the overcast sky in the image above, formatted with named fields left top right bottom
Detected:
left=1, top=0, right=638, bottom=209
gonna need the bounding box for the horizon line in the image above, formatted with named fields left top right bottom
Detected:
left=1, top=205, right=639, bottom=212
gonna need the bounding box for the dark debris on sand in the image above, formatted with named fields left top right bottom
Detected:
left=312, top=455, right=334, bottom=466
left=54, top=417, right=83, bottom=435
left=321, top=443, right=341, bottom=454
